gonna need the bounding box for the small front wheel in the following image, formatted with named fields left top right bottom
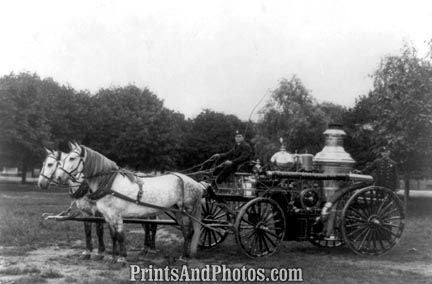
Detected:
left=199, top=199, right=230, bottom=249
left=234, top=198, right=286, bottom=258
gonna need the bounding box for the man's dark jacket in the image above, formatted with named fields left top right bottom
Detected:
left=220, top=141, right=253, bottom=166
left=363, top=157, right=398, bottom=190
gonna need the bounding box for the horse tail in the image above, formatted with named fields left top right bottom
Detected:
left=190, top=187, right=203, bottom=256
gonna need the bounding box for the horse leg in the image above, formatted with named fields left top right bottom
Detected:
left=95, top=212, right=105, bottom=253
left=94, top=221, right=105, bottom=260
left=176, top=212, right=193, bottom=261
left=114, top=220, right=128, bottom=265
left=140, top=224, right=149, bottom=255
left=148, top=215, right=157, bottom=250
left=80, top=222, right=92, bottom=260
left=189, top=197, right=203, bottom=257
left=141, top=217, right=158, bottom=255
left=108, top=225, right=118, bottom=263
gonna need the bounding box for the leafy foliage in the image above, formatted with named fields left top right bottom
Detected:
left=86, top=86, right=185, bottom=171
left=181, top=109, right=251, bottom=168
left=255, top=76, right=347, bottom=162
left=2, top=41, right=432, bottom=181
left=0, top=73, right=58, bottom=181
left=349, top=44, right=432, bottom=175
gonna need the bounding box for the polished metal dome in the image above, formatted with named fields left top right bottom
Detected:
left=270, top=138, right=295, bottom=170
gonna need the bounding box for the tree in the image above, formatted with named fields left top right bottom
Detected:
left=354, top=44, right=432, bottom=176
left=0, top=72, right=92, bottom=182
left=0, top=73, right=53, bottom=183
left=87, top=85, right=186, bottom=171
left=344, top=43, right=432, bottom=175
left=342, top=94, right=379, bottom=168
left=181, top=109, right=251, bottom=168
left=255, top=76, right=346, bottom=162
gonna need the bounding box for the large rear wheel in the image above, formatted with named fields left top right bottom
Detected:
left=341, top=186, right=404, bottom=255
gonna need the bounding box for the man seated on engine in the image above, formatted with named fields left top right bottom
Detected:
left=211, top=131, right=253, bottom=184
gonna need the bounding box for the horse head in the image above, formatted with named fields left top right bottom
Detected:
left=55, top=141, right=85, bottom=184
left=38, top=147, right=62, bottom=189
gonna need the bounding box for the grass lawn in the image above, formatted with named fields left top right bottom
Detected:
left=0, top=182, right=431, bottom=283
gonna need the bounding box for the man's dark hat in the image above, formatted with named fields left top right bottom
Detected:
left=235, top=130, right=243, bottom=136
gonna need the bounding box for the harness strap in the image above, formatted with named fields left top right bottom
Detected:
left=69, top=182, right=90, bottom=199
left=85, top=173, right=219, bottom=233
left=107, top=189, right=221, bottom=232
left=169, top=173, right=185, bottom=212
left=108, top=190, right=182, bottom=213
left=136, top=179, right=144, bottom=202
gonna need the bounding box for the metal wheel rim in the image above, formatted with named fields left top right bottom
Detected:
left=309, top=238, right=344, bottom=248
left=341, top=186, right=405, bottom=256
left=234, top=197, right=286, bottom=258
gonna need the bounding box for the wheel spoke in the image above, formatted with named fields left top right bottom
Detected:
left=357, top=229, right=371, bottom=250
left=377, top=200, right=396, bottom=217
left=261, top=228, right=280, bottom=239
left=380, top=207, right=400, bottom=220
left=239, top=227, right=255, bottom=240
left=375, top=194, right=390, bottom=214
left=257, top=202, right=262, bottom=217
left=240, top=224, right=255, bottom=229
left=211, top=230, right=219, bottom=244
left=207, top=229, right=212, bottom=247
left=378, top=225, right=400, bottom=238
left=378, top=236, right=386, bottom=251
left=345, top=222, right=366, bottom=228
left=345, top=216, right=366, bottom=223
left=257, top=233, right=264, bottom=253
left=375, top=226, right=396, bottom=246
left=212, top=207, right=223, bottom=218
left=352, top=226, right=369, bottom=242
left=384, top=216, right=403, bottom=221
left=260, top=233, right=270, bottom=252
left=382, top=223, right=403, bottom=229
left=262, top=232, right=277, bottom=248
left=241, top=216, right=255, bottom=226
left=236, top=199, right=285, bottom=257
left=346, top=225, right=367, bottom=238
left=348, top=207, right=368, bottom=220
left=261, top=203, right=271, bottom=221
left=213, top=211, right=227, bottom=220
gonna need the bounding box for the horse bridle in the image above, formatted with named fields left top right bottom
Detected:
left=40, top=151, right=62, bottom=184
left=58, top=147, right=86, bottom=183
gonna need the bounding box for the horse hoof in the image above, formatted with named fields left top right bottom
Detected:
left=147, top=248, right=159, bottom=254
left=177, top=256, right=189, bottom=263
left=117, top=257, right=128, bottom=267
left=104, top=256, right=114, bottom=263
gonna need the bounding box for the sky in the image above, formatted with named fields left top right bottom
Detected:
left=1, top=0, right=431, bottom=120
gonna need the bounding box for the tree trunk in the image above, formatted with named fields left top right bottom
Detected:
left=21, top=159, right=27, bottom=184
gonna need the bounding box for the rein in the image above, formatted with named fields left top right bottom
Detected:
left=177, top=157, right=217, bottom=174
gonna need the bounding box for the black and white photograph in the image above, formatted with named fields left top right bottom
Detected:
left=0, top=0, right=431, bottom=283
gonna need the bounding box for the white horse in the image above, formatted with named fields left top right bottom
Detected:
left=38, top=148, right=106, bottom=260
left=39, top=148, right=159, bottom=260
left=55, top=142, right=204, bottom=263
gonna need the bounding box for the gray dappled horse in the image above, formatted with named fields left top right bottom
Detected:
left=39, top=148, right=157, bottom=259
left=55, top=143, right=204, bottom=263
